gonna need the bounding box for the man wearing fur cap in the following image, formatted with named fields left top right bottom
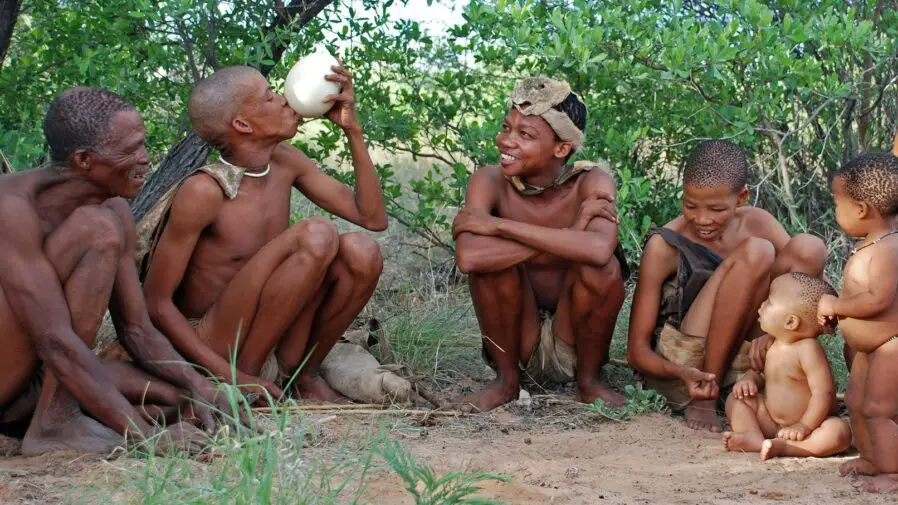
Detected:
left=453, top=76, right=628, bottom=412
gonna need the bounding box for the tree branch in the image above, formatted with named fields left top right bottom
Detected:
left=0, top=0, right=22, bottom=73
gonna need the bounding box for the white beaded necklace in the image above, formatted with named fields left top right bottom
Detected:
left=219, top=156, right=271, bottom=178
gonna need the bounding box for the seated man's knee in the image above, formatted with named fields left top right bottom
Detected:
left=288, top=217, right=339, bottom=263
left=736, top=237, right=775, bottom=273
left=785, top=233, right=826, bottom=273
left=832, top=419, right=853, bottom=450
left=72, top=205, right=125, bottom=254
left=573, top=257, right=622, bottom=294
left=469, top=267, right=521, bottom=298
left=338, top=232, right=383, bottom=283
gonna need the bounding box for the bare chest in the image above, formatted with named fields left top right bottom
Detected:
left=764, top=345, right=804, bottom=383
left=495, top=185, right=582, bottom=228
left=205, top=176, right=293, bottom=257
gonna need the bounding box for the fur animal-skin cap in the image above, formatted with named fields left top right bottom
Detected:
left=508, top=76, right=586, bottom=151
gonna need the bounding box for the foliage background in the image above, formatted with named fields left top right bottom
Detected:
left=2, top=0, right=897, bottom=265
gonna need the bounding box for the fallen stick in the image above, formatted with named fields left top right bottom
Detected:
left=251, top=403, right=384, bottom=413
left=253, top=405, right=465, bottom=417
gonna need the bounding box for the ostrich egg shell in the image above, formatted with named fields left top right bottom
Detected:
left=284, top=50, right=342, bottom=117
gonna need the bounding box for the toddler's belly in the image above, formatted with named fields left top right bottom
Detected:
left=764, top=384, right=810, bottom=427
left=840, top=318, right=898, bottom=353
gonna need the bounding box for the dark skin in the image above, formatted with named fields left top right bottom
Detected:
left=627, top=183, right=827, bottom=432
left=0, top=109, right=237, bottom=456
left=452, top=108, right=625, bottom=412
left=820, top=176, right=898, bottom=493
left=144, top=65, right=387, bottom=404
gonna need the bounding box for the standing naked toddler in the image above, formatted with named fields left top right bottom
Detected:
left=818, top=152, right=898, bottom=493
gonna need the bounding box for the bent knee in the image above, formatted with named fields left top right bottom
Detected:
left=573, top=257, right=623, bottom=294
left=71, top=205, right=125, bottom=254
left=784, top=233, right=826, bottom=274
left=288, top=217, right=339, bottom=262
left=735, top=237, right=775, bottom=272
left=338, top=232, right=383, bottom=282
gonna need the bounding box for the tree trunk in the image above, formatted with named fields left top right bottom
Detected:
left=0, top=0, right=22, bottom=72
left=130, top=0, right=334, bottom=221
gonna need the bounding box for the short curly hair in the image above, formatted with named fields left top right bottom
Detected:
left=837, top=153, right=898, bottom=218
left=552, top=92, right=587, bottom=133
left=786, top=272, right=837, bottom=328
left=43, top=87, right=135, bottom=163
left=683, top=140, right=749, bottom=191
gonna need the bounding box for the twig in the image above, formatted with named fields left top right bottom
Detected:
left=253, top=405, right=465, bottom=417
left=0, top=148, right=11, bottom=174
left=251, top=403, right=383, bottom=413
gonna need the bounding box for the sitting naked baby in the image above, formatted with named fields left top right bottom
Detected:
left=723, top=272, right=851, bottom=461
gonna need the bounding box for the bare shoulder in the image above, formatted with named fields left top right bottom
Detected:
left=271, top=141, right=315, bottom=177
left=795, top=337, right=827, bottom=361
left=577, top=168, right=617, bottom=198
left=641, top=232, right=677, bottom=269
left=466, top=165, right=505, bottom=194
left=738, top=207, right=787, bottom=239
left=171, top=173, right=225, bottom=224
left=470, top=164, right=505, bottom=185
left=0, top=194, right=39, bottom=235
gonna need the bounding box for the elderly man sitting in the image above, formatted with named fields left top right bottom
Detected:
left=0, top=87, right=235, bottom=456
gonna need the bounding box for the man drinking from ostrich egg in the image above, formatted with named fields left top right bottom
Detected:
left=141, top=54, right=388, bottom=404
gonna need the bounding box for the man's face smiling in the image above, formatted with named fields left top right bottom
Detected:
left=496, top=108, right=569, bottom=180
left=84, top=109, right=150, bottom=199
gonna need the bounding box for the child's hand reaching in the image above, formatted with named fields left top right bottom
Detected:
left=732, top=376, right=758, bottom=399
left=817, top=294, right=838, bottom=327
left=777, top=423, right=811, bottom=441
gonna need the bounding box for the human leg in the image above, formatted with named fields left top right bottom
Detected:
left=760, top=417, right=851, bottom=461
left=21, top=205, right=128, bottom=455
left=276, top=232, right=383, bottom=401
left=680, top=237, right=776, bottom=432
left=723, top=392, right=778, bottom=453
left=860, top=339, right=898, bottom=492
left=452, top=265, right=540, bottom=412
left=840, top=352, right=877, bottom=476
left=200, top=218, right=338, bottom=379
left=554, top=258, right=625, bottom=406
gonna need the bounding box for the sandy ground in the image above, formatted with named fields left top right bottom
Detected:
left=361, top=412, right=894, bottom=505
left=1, top=409, right=895, bottom=504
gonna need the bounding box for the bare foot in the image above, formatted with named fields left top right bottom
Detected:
left=452, top=378, right=518, bottom=413
left=686, top=399, right=723, bottom=432
left=21, top=413, right=123, bottom=456
left=723, top=431, right=763, bottom=453
left=577, top=379, right=626, bottom=408
left=839, top=457, right=878, bottom=477
left=864, top=474, right=898, bottom=493
left=760, top=439, right=784, bottom=462
left=296, top=374, right=349, bottom=404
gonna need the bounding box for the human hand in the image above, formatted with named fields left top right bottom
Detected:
left=186, top=379, right=255, bottom=431
left=680, top=367, right=719, bottom=400
left=452, top=209, right=500, bottom=238
left=572, top=195, right=619, bottom=230
left=817, top=294, right=838, bottom=327
left=323, top=63, right=360, bottom=132
left=732, top=377, right=758, bottom=399
left=749, top=334, right=774, bottom=372
left=134, top=421, right=209, bottom=456
left=777, top=423, right=811, bottom=441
